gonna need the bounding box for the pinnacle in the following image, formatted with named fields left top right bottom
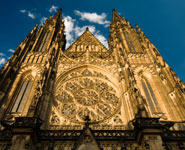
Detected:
left=135, top=24, right=142, bottom=33
left=111, top=9, right=129, bottom=25
left=112, top=9, right=122, bottom=22
left=53, top=8, right=62, bottom=20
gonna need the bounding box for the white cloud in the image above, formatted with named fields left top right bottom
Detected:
left=94, top=33, right=108, bottom=48
left=0, top=53, right=5, bottom=56
left=40, top=17, right=47, bottom=26
left=19, top=9, right=36, bottom=19
left=20, top=9, right=26, bottom=13
left=63, top=16, right=108, bottom=48
left=74, top=10, right=110, bottom=27
left=8, top=49, right=14, bottom=53
left=0, top=58, right=6, bottom=65
left=49, top=5, right=58, bottom=13
left=63, top=16, right=76, bottom=48
left=28, top=11, right=35, bottom=19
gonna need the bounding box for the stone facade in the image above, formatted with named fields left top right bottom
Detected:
left=0, top=9, right=185, bottom=150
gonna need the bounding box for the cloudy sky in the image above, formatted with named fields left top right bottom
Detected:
left=0, top=0, right=185, bottom=81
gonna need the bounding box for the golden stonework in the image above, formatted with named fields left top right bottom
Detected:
left=52, top=68, right=121, bottom=125
left=0, top=9, right=184, bottom=150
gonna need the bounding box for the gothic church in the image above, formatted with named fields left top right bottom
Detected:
left=0, top=9, right=185, bottom=150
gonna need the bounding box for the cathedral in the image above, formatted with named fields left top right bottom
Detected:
left=0, top=9, right=185, bottom=150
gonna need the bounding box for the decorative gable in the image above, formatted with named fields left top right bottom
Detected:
left=66, top=28, right=108, bottom=53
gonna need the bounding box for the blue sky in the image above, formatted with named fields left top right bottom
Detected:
left=0, top=0, right=185, bottom=81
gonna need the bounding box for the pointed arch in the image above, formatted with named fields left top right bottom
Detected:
left=134, top=67, right=163, bottom=116
left=51, top=64, right=126, bottom=129
left=9, top=66, right=41, bottom=116
left=56, top=64, right=120, bottom=89
left=140, top=76, right=161, bottom=114
left=38, top=31, right=51, bottom=52
left=123, top=31, right=135, bottom=53
left=11, top=74, right=34, bottom=113
left=35, top=30, right=51, bottom=52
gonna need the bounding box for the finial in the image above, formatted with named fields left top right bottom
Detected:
left=33, top=24, right=38, bottom=30
left=136, top=24, right=142, bottom=33
left=86, top=27, right=89, bottom=31
left=112, top=8, right=123, bottom=23
left=112, top=8, right=115, bottom=12
left=136, top=24, right=139, bottom=29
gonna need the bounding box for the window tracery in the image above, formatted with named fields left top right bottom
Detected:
left=51, top=68, right=123, bottom=128
left=11, top=75, right=33, bottom=114
left=124, top=32, right=135, bottom=53
left=141, top=76, right=161, bottom=114
left=35, top=31, right=51, bottom=52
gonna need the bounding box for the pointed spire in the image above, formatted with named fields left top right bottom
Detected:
left=112, top=9, right=122, bottom=22
left=53, top=8, right=62, bottom=20
left=112, top=9, right=128, bottom=25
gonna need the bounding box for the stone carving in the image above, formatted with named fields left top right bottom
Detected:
left=51, top=68, right=126, bottom=129
left=53, top=76, right=120, bottom=124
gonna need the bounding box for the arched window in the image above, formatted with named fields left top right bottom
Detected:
left=38, top=32, right=51, bottom=52
left=35, top=31, right=51, bottom=52
left=124, top=32, right=135, bottom=53
left=12, top=75, right=33, bottom=113
left=141, top=77, right=161, bottom=114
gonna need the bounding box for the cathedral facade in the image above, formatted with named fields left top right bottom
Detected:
left=0, top=9, right=185, bottom=150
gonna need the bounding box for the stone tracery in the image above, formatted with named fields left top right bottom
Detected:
left=52, top=68, right=121, bottom=125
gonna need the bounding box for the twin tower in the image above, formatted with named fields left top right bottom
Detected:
left=0, top=9, right=185, bottom=150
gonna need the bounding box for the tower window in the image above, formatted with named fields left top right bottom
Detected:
left=124, top=32, right=135, bottom=53
left=141, top=77, right=161, bottom=114
left=35, top=31, right=51, bottom=52
left=38, top=32, right=51, bottom=52
left=12, top=77, right=33, bottom=113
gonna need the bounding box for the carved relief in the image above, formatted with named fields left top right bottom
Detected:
left=57, top=53, right=117, bottom=79
left=54, top=77, right=120, bottom=124
left=50, top=67, right=124, bottom=129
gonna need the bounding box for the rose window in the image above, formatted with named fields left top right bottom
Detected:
left=53, top=70, right=120, bottom=124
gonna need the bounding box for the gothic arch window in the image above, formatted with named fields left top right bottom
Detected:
left=11, top=74, right=34, bottom=114
left=124, top=32, right=135, bottom=53
left=35, top=31, right=51, bottom=52
left=141, top=76, right=161, bottom=114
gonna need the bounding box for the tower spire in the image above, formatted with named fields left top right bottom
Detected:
left=112, top=9, right=128, bottom=25
left=53, top=8, right=62, bottom=20
left=112, top=9, right=122, bottom=22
